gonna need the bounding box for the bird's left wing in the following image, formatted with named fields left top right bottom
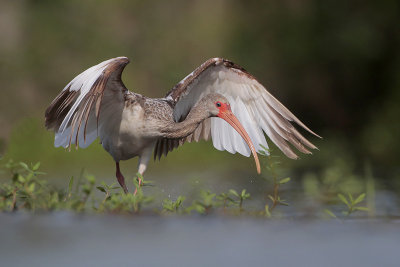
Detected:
left=161, top=58, right=319, bottom=159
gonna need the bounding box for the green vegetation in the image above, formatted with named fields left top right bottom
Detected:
left=259, top=146, right=291, bottom=217
left=0, top=149, right=375, bottom=219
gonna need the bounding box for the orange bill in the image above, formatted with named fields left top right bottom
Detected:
left=218, top=108, right=261, bottom=174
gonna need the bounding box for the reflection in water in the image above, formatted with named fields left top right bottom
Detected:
left=0, top=213, right=399, bottom=267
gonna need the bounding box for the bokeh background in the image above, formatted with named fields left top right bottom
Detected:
left=0, top=0, right=399, bottom=205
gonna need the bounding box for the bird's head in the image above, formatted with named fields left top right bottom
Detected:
left=203, top=93, right=231, bottom=117
left=202, top=93, right=261, bottom=174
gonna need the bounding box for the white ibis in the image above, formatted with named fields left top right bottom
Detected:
left=45, top=57, right=319, bottom=194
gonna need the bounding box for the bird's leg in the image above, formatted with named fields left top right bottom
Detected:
left=133, top=157, right=148, bottom=195
left=116, top=162, right=128, bottom=194
left=133, top=171, right=143, bottom=196
left=133, top=147, right=152, bottom=195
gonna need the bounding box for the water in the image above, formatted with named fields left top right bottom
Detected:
left=1, top=212, right=399, bottom=267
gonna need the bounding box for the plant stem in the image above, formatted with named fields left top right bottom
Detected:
left=269, top=156, right=280, bottom=211
left=271, top=182, right=280, bottom=211
left=11, top=188, right=17, bottom=211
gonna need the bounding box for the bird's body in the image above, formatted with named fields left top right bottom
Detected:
left=45, top=57, right=319, bottom=193
left=103, top=93, right=169, bottom=162
left=100, top=92, right=210, bottom=173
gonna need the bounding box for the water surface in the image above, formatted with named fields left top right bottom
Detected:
left=1, top=213, right=399, bottom=267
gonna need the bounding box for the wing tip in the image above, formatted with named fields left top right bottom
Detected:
left=211, top=57, right=258, bottom=81
left=311, top=131, right=322, bottom=139
left=115, top=56, right=130, bottom=64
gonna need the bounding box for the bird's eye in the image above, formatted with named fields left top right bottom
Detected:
left=216, top=102, right=222, bottom=108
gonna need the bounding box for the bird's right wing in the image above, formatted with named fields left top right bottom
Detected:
left=45, top=57, right=130, bottom=149
left=156, top=58, right=319, bottom=160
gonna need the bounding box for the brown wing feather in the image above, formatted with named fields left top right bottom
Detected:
left=45, top=87, right=79, bottom=130
left=165, top=58, right=255, bottom=103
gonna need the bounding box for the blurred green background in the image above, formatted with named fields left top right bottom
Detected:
left=0, top=0, right=399, bottom=194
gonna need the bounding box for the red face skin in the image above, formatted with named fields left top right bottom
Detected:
left=215, top=101, right=261, bottom=174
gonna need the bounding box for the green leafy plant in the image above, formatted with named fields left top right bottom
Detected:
left=97, top=176, right=153, bottom=214
left=162, top=196, right=186, bottom=213
left=324, top=193, right=368, bottom=218
left=67, top=174, right=97, bottom=212
left=259, top=146, right=291, bottom=215
left=0, top=160, right=51, bottom=211
left=302, top=159, right=373, bottom=219
left=227, top=189, right=250, bottom=211
left=99, top=191, right=154, bottom=214
left=187, top=190, right=216, bottom=215
left=0, top=157, right=377, bottom=219
left=217, top=192, right=235, bottom=212
left=96, top=181, right=121, bottom=203
left=338, top=193, right=369, bottom=215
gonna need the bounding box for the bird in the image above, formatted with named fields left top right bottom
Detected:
left=45, top=56, right=319, bottom=194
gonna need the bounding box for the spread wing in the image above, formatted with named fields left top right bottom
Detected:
left=155, top=57, right=319, bottom=160
left=45, top=57, right=129, bottom=149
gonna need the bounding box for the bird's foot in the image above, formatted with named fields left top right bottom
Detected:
left=116, top=162, right=129, bottom=194
left=133, top=176, right=142, bottom=196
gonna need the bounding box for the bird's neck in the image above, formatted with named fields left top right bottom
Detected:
left=161, top=105, right=208, bottom=139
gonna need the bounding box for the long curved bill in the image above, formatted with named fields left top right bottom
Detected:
left=218, top=109, right=261, bottom=174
